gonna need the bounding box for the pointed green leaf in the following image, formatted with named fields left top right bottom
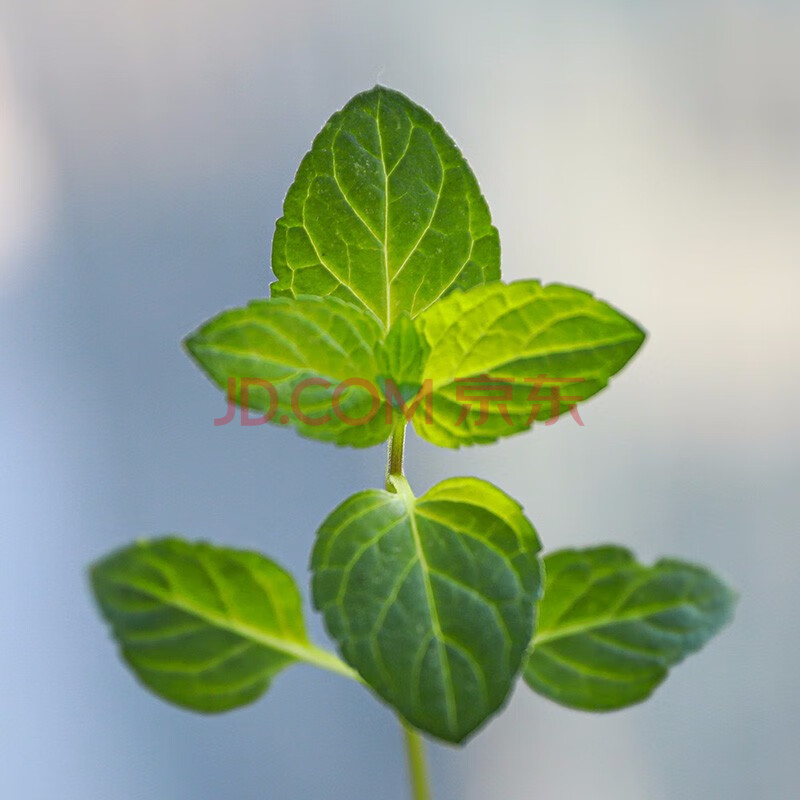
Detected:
left=376, top=313, right=431, bottom=409
left=184, top=295, right=394, bottom=448
left=311, top=476, right=542, bottom=743
left=91, top=538, right=354, bottom=712
left=525, top=546, right=737, bottom=711
left=271, top=86, right=500, bottom=328
left=412, top=280, right=646, bottom=447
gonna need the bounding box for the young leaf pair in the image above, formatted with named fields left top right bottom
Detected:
left=184, top=278, right=644, bottom=449
left=90, top=86, right=735, bottom=751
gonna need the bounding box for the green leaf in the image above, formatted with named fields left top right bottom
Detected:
left=311, top=476, right=542, bottom=743
left=525, top=546, right=737, bottom=711
left=91, top=537, right=355, bottom=713
left=376, top=313, right=431, bottom=410
left=184, top=295, right=394, bottom=448
left=271, top=86, right=500, bottom=328
left=412, top=280, right=646, bottom=447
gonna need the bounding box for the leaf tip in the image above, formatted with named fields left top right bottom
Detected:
left=181, top=330, right=203, bottom=363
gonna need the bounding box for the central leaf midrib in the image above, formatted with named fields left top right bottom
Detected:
left=376, top=91, right=391, bottom=328
left=404, top=499, right=458, bottom=733
left=100, top=575, right=328, bottom=670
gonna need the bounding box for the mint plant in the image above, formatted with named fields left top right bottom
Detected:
left=90, top=87, right=736, bottom=798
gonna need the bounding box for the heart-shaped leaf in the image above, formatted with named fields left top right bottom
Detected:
left=91, top=538, right=353, bottom=712
left=311, top=476, right=542, bottom=742
left=185, top=295, right=393, bottom=447
left=413, top=280, right=646, bottom=447
left=271, top=86, right=500, bottom=328
left=525, top=546, right=736, bottom=711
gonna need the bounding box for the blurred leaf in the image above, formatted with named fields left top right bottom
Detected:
left=525, top=546, right=737, bottom=711
left=271, top=86, right=500, bottom=328
left=311, top=476, right=542, bottom=742
left=91, top=538, right=351, bottom=712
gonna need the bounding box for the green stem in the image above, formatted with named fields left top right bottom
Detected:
left=402, top=719, right=432, bottom=800
left=386, top=421, right=406, bottom=486
left=386, top=424, right=433, bottom=800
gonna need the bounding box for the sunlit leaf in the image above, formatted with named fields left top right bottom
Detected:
left=413, top=280, right=646, bottom=447
left=185, top=296, right=393, bottom=447
left=271, top=86, right=500, bottom=328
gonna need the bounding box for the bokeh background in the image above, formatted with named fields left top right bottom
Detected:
left=1, top=2, right=798, bottom=798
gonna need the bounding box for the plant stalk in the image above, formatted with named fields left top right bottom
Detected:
left=386, top=421, right=406, bottom=485
left=386, top=424, right=433, bottom=799
left=402, top=718, right=432, bottom=800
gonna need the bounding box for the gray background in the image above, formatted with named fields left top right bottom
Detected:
left=1, top=1, right=798, bottom=798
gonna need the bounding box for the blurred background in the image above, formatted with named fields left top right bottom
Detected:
left=1, top=1, right=798, bottom=798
